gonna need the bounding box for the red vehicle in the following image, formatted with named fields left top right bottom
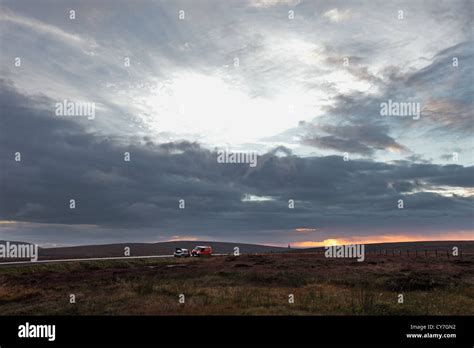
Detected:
left=191, top=245, right=212, bottom=257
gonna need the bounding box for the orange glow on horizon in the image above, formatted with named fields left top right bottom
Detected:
left=291, top=231, right=474, bottom=248
left=0, top=220, right=16, bottom=225
left=295, top=228, right=318, bottom=233
left=167, top=236, right=198, bottom=242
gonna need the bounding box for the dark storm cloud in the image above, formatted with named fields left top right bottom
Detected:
left=1, top=80, right=472, bottom=245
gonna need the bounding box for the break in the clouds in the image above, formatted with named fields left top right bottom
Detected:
left=0, top=0, right=472, bottom=246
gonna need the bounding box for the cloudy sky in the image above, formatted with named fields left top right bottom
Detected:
left=0, top=0, right=472, bottom=247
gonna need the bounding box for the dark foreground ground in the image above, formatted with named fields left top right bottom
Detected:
left=0, top=251, right=473, bottom=315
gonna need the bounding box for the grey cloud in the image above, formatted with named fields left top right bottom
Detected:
left=1, top=81, right=473, bottom=242
left=0, top=0, right=472, bottom=245
left=299, top=39, right=472, bottom=159
left=303, top=123, right=407, bottom=156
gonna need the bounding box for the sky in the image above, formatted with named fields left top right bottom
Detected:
left=0, top=0, right=472, bottom=247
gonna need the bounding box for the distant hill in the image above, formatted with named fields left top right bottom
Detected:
left=2, top=240, right=473, bottom=261
left=36, top=241, right=289, bottom=260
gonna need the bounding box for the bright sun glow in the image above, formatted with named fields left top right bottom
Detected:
left=134, top=72, right=323, bottom=147
left=131, top=37, right=377, bottom=150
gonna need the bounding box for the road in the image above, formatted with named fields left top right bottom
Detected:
left=0, top=253, right=229, bottom=266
